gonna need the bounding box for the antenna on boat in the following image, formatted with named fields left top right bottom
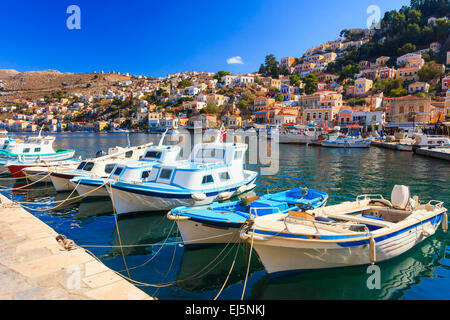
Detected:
left=126, top=133, right=131, bottom=147
left=38, top=126, right=43, bottom=137
left=158, top=128, right=169, bottom=147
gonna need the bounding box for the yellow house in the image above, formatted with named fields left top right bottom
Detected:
left=397, top=66, right=420, bottom=82
left=354, top=78, right=373, bottom=96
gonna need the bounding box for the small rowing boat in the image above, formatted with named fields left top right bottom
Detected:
left=240, top=185, right=447, bottom=277
left=167, top=187, right=328, bottom=246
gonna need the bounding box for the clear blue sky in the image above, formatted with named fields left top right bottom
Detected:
left=1, top=0, right=410, bottom=77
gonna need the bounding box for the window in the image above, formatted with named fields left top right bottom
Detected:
left=34, top=148, right=41, bottom=152
left=23, top=148, right=30, bottom=153
left=104, top=164, right=117, bottom=174
left=77, top=162, right=86, bottom=170
left=145, top=151, right=162, bottom=159
left=125, top=151, right=133, bottom=158
left=141, top=170, right=152, bottom=179
left=197, top=148, right=224, bottom=159
left=160, top=169, right=172, bottom=179
left=219, top=172, right=230, bottom=181
left=83, top=162, right=95, bottom=172
left=202, top=175, right=214, bottom=184
left=113, top=167, right=123, bottom=176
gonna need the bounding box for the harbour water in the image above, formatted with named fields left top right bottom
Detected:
left=1, top=132, right=449, bottom=300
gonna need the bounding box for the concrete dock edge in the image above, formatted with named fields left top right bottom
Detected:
left=0, top=194, right=153, bottom=300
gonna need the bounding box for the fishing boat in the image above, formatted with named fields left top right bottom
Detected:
left=240, top=185, right=448, bottom=277
left=321, top=135, right=371, bottom=148
left=71, top=131, right=180, bottom=198
left=167, top=187, right=328, bottom=246
left=16, top=159, right=81, bottom=181
left=106, top=129, right=258, bottom=214
left=396, top=134, right=450, bottom=151
left=278, top=126, right=323, bottom=144
left=0, top=131, right=75, bottom=165
left=50, top=143, right=152, bottom=192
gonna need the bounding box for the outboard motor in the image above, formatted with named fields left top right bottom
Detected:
left=95, top=150, right=107, bottom=158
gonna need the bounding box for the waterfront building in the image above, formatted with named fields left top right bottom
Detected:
left=389, top=95, right=432, bottom=124
left=273, top=113, right=297, bottom=125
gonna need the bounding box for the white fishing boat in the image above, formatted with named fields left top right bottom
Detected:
left=278, top=126, right=322, bottom=144
left=50, top=143, right=152, bottom=192
left=321, top=135, right=371, bottom=148
left=397, top=133, right=450, bottom=151
left=0, top=131, right=76, bottom=178
left=240, top=185, right=447, bottom=277
left=71, top=131, right=180, bottom=198
left=106, top=129, right=258, bottom=214
left=21, top=160, right=82, bottom=183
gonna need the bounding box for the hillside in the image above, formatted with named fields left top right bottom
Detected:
left=0, top=70, right=131, bottom=106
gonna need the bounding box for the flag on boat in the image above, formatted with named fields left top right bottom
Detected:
left=219, top=126, right=227, bottom=142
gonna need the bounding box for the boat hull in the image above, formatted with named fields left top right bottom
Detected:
left=249, top=214, right=443, bottom=276
left=321, top=141, right=370, bottom=148
left=50, top=173, right=76, bottom=192
left=73, top=180, right=109, bottom=198
left=176, top=219, right=244, bottom=247
left=107, top=178, right=257, bottom=214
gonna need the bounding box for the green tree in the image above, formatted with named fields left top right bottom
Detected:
left=418, top=61, right=444, bottom=82
left=397, top=43, right=416, bottom=56
left=177, top=79, right=193, bottom=89
left=302, top=74, right=318, bottom=94
left=214, top=71, right=231, bottom=83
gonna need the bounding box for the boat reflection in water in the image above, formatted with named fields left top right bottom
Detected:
left=76, top=198, right=114, bottom=218
left=174, top=244, right=264, bottom=293
left=109, top=212, right=178, bottom=257
left=247, top=237, right=446, bottom=300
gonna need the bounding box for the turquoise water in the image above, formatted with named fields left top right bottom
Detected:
left=1, top=132, right=449, bottom=300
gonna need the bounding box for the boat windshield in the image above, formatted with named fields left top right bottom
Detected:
left=82, top=162, right=95, bottom=172
left=77, top=162, right=87, bottom=170
left=144, top=151, right=162, bottom=160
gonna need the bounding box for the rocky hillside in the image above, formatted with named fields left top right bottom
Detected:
left=0, top=69, right=131, bottom=106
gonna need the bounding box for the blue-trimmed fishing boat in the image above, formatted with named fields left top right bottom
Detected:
left=240, top=185, right=448, bottom=277
left=71, top=131, right=180, bottom=198
left=321, top=135, right=371, bottom=148
left=167, top=187, right=328, bottom=246
left=106, top=130, right=258, bottom=214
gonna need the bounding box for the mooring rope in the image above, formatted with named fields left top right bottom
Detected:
left=214, top=242, right=241, bottom=300
left=240, top=226, right=255, bottom=301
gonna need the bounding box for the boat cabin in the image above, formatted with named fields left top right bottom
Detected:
left=108, top=145, right=181, bottom=182
left=131, top=142, right=250, bottom=191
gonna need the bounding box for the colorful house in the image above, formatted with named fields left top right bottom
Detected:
left=408, top=82, right=430, bottom=94
left=354, top=78, right=373, bottom=96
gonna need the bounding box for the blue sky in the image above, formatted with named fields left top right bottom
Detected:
left=0, top=0, right=410, bottom=77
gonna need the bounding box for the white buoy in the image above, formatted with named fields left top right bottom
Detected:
left=218, top=191, right=232, bottom=201
left=191, top=193, right=207, bottom=201
left=237, top=185, right=247, bottom=194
